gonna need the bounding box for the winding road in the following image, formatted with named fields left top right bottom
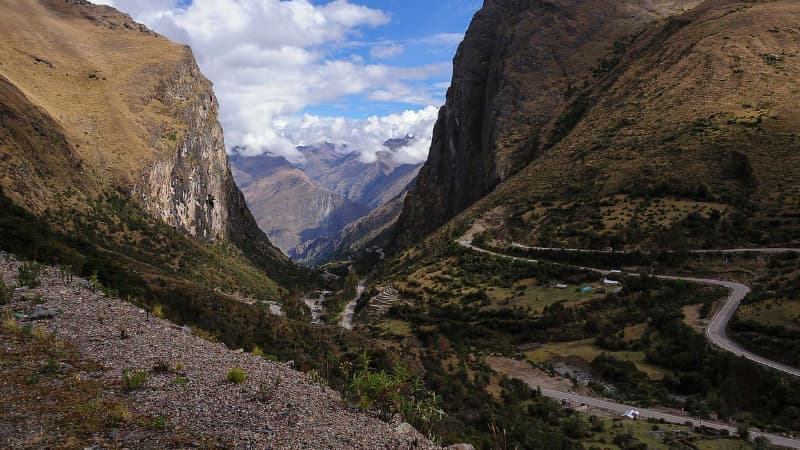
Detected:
left=339, top=279, right=365, bottom=330
left=457, top=237, right=800, bottom=448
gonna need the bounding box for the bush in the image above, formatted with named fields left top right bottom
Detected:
left=226, top=367, right=245, bottom=384
left=122, top=370, right=148, bottom=391
left=2, top=316, right=18, bottom=333
left=256, top=377, right=280, bottom=402
left=17, top=262, right=42, bottom=288
left=0, top=279, right=11, bottom=305
left=32, top=324, right=48, bottom=340
left=152, top=304, right=164, bottom=318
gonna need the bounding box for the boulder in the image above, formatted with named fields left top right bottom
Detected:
left=30, top=305, right=58, bottom=320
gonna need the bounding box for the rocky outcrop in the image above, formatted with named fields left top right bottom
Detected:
left=139, top=49, right=231, bottom=241
left=0, top=0, right=295, bottom=293
left=295, top=189, right=410, bottom=264
left=395, top=0, right=703, bottom=247
left=399, top=0, right=800, bottom=250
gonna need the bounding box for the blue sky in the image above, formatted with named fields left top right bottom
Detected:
left=307, top=0, right=481, bottom=117
left=96, top=0, right=482, bottom=163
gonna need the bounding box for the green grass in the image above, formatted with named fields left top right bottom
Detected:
left=738, top=298, right=800, bottom=329
left=484, top=281, right=602, bottom=314
left=526, top=339, right=667, bottom=380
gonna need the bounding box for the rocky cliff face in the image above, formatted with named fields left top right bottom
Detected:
left=139, top=50, right=231, bottom=241
left=0, top=0, right=295, bottom=294
left=395, top=0, right=702, bottom=247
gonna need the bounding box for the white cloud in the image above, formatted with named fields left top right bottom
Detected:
left=370, top=43, right=404, bottom=59
left=93, top=0, right=447, bottom=163
left=275, top=106, right=440, bottom=165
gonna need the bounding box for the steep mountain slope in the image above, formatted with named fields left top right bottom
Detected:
left=294, top=188, right=411, bottom=264
left=395, top=0, right=704, bottom=247
left=231, top=153, right=368, bottom=255
left=234, top=142, right=420, bottom=263
left=431, top=0, right=800, bottom=250
left=0, top=0, right=301, bottom=303
left=302, top=144, right=420, bottom=209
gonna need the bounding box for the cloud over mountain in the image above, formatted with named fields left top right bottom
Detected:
left=94, top=0, right=457, bottom=163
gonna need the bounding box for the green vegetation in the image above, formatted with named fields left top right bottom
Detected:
left=372, top=243, right=800, bottom=443
left=256, top=377, right=280, bottom=402
left=730, top=251, right=800, bottom=367
left=226, top=367, right=245, bottom=384
left=0, top=278, right=11, bottom=305
left=17, top=261, right=42, bottom=288
left=121, top=370, right=148, bottom=392
left=152, top=304, right=164, bottom=318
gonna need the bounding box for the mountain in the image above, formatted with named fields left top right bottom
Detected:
left=233, top=141, right=421, bottom=263
left=293, top=186, right=412, bottom=264
left=397, top=0, right=800, bottom=251
left=231, top=153, right=369, bottom=255
left=0, top=0, right=303, bottom=311
left=395, top=0, right=706, bottom=248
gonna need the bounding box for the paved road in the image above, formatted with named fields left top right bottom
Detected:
left=461, top=239, right=800, bottom=377
left=458, top=239, right=800, bottom=447
left=510, top=242, right=800, bottom=255
left=539, top=388, right=800, bottom=449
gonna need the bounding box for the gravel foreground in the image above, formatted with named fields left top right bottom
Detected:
left=0, top=255, right=436, bottom=449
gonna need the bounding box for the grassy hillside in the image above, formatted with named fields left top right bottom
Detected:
left=443, top=0, right=800, bottom=250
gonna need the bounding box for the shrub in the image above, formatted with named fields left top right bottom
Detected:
left=251, top=345, right=265, bottom=357
left=152, top=304, right=164, bottom=318
left=121, top=370, right=148, bottom=391
left=151, top=360, right=171, bottom=373
left=173, top=376, right=189, bottom=387
left=32, top=324, right=48, bottom=340
left=112, top=403, right=132, bottom=423
left=149, top=415, right=169, bottom=430
left=39, top=356, right=59, bottom=375
left=226, top=367, right=245, bottom=384
left=256, top=377, right=280, bottom=402
left=0, top=279, right=11, bottom=305
left=2, top=316, right=18, bottom=333
left=17, top=262, right=42, bottom=288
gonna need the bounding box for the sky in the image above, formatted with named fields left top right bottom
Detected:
left=92, top=0, right=482, bottom=164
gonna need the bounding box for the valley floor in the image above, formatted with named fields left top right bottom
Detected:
left=457, top=237, right=800, bottom=448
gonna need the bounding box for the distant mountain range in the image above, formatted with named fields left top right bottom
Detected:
left=232, top=138, right=421, bottom=263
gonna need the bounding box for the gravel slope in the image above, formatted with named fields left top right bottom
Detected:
left=0, top=255, right=434, bottom=449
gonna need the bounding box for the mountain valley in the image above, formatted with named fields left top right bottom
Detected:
left=232, top=141, right=421, bottom=263
left=2, top=0, right=800, bottom=449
